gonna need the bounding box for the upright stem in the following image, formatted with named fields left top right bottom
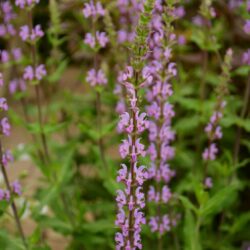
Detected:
left=35, top=85, right=50, bottom=163
left=92, top=15, right=107, bottom=169
left=96, top=91, right=108, bottom=169
left=232, top=73, right=250, bottom=178
left=200, top=51, right=208, bottom=101
left=28, top=10, right=50, bottom=163
left=0, top=141, right=28, bottom=250
left=128, top=71, right=139, bottom=247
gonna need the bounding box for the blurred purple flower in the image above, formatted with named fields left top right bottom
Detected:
left=0, top=98, right=8, bottom=111
left=243, top=49, right=250, bottom=65
left=86, top=69, right=107, bottom=86
left=12, top=181, right=22, bottom=196
left=15, top=0, right=40, bottom=9
left=19, top=25, right=44, bottom=41
left=204, top=177, right=213, bottom=189
left=83, top=1, right=105, bottom=18
left=1, top=117, right=11, bottom=136
left=243, top=20, right=250, bottom=34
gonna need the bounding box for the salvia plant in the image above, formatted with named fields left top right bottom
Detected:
left=0, top=0, right=249, bottom=250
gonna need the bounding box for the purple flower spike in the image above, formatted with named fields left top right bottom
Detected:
left=115, top=67, right=148, bottom=249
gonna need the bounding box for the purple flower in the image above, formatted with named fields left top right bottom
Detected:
left=174, top=6, right=185, bottom=18
left=12, top=181, right=22, bottom=196
left=82, top=1, right=105, bottom=18
left=1, top=117, right=11, bottom=136
left=161, top=185, right=171, bottom=203
left=9, top=78, right=26, bottom=94
left=15, top=0, right=40, bottom=9
left=86, top=69, right=107, bottom=86
left=202, top=143, right=218, bottom=161
left=1, top=50, right=9, bottom=63
left=149, top=217, right=158, bottom=232
left=244, top=20, right=250, bottom=34
left=204, top=177, right=213, bottom=189
left=84, top=33, right=96, bottom=48
left=0, top=98, right=8, bottom=111
left=23, top=65, right=46, bottom=81
left=96, top=31, right=109, bottom=48
left=2, top=150, right=13, bottom=166
left=35, top=64, right=47, bottom=80
left=19, top=25, right=29, bottom=41
left=243, top=49, right=250, bottom=65
left=12, top=48, right=22, bottom=61
left=19, top=25, right=44, bottom=41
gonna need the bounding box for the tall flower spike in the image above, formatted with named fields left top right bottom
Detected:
left=202, top=48, right=233, bottom=188
left=115, top=66, right=149, bottom=250
left=146, top=1, right=178, bottom=237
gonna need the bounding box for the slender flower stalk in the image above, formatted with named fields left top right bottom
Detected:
left=144, top=1, right=178, bottom=245
left=202, top=48, right=233, bottom=188
left=83, top=1, right=108, bottom=169
left=16, top=0, right=49, bottom=163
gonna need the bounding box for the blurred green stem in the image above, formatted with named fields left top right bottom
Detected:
left=232, top=73, right=250, bottom=178
left=96, top=91, right=108, bottom=169
left=28, top=10, right=50, bottom=163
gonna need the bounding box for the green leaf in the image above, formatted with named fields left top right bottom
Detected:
left=178, top=195, right=198, bottom=214
left=200, top=185, right=238, bottom=218
left=183, top=209, right=201, bottom=250
left=47, top=60, right=68, bottom=83
left=26, top=122, right=68, bottom=135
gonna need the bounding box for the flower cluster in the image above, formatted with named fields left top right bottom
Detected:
left=15, top=0, right=39, bottom=9
left=23, top=65, right=47, bottom=82
left=145, top=1, right=177, bottom=235
left=0, top=1, right=16, bottom=37
left=202, top=48, right=233, bottom=188
left=82, top=1, right=105, bottom=19
left=86, top=69, right=107, bottom=87
left=115, top=67, right=148, bottom=250
left=0, top=48, right=22, bottom=63
left=116, top=0, right=144, bottom=43
left=83, top=1, right=108, bottom=88
left=19, top=25, right=44, bottom=42
left=202, top=101, right=226, bottom=161
left=84, top=32, right=109, bottom=49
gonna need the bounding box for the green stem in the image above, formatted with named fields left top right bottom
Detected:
left=232, top=73, right=250, bottom=178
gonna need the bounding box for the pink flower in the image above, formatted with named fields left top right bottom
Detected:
left=1, top=117, right=11, bottom=136
left=243, top=20, right=250, bottom=34
left=86, top=69, right=107, bottom=86
left=84, top=33, right=96, bottom=48
left=202, top=143, right=218, bottom=161
left=96, top=31, right=109, bottom=47
left=0, top=98, right=8, bottom=111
